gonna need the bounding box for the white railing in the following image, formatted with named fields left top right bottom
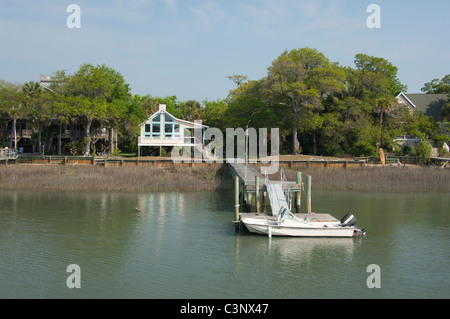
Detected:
left=0, top=149, right=18, bottom=160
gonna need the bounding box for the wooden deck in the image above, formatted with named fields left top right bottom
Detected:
left=227, top=161, right=303, bottom=192
left=227, top=161, right=263, bottom=186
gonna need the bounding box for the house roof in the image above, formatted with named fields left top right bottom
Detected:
left=396, top=92, right=448, bottom=121
left=142, top=104, right=208, bottom=128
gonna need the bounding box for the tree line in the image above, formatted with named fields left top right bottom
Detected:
left=0, top=64, right=204, bottom=155
left=1, top=48, right=449, bottom=157
left=206, top=48, right=449, bottom=157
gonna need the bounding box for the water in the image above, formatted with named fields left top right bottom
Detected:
left=0, top=189, right=449, bottom=299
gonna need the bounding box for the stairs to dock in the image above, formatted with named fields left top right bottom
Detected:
left=266, top=183, right=289, bottom=217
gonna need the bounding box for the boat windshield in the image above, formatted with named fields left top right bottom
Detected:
left=278, top=207, right=297, bottom=223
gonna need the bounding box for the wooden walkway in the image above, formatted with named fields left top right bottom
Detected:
left=227, top=161, right=264, bottom=189
left=226, top=161, right=303, bottom=192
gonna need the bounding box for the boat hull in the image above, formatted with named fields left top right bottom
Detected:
left=242, top=218, right=356, bottom=237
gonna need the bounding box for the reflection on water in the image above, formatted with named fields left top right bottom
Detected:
left=0, top=190, right=448, bottom=299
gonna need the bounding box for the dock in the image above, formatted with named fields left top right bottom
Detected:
left=0, top=149, right=18, bottom=163
left=227, top=161, right=307, bottom=228
left=430, top=157, right=450, bottom=168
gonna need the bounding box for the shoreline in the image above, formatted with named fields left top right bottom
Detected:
left=0, top=163, right=449, bottom=193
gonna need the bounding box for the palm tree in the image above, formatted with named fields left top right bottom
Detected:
left=181, top=100, right=203, bottom=121
left=22, top=81, right=44, bottom=98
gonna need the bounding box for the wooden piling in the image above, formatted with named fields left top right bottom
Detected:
left=234, top=175, right=240, bottom=229
left=306, top=175, right=311, bottom=214
left=296, top=171, right=301, bottom=213
left=255, top=175, right=260, bottom=213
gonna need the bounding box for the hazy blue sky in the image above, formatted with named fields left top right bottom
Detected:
left=1, top=0, right=449, bottom=102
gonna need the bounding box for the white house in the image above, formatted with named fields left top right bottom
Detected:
left=137, top=104, right=208, bottom=157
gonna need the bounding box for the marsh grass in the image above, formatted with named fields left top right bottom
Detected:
left=1, top=164, right=448, bottom=193
left=0, top=165, right=230, bottom=192
left=280, top=166, right=450, bottom=193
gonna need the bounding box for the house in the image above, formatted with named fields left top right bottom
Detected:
left=395, top=92, right=450, bottom=155
left=137, top=104, right=208, bottom=157
left=396, top=92, right=448, bottom=121
left=40, top=75, right=56, bottom=89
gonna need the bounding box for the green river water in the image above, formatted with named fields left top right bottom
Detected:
left=0, top=189, right=448, bottom=299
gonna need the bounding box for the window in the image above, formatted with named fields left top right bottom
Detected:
left=165, top=114, right=173, bottom=123
left=143, top=112, right=161, bottom=139
left=143, top=111, right=182, bottom=140
left=152, top=123, right=160, bottom=138
left=144, top=124, right=151, bottom=137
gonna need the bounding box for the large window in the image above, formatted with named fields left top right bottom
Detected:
left=143, top=111, right=181, bottom=140
left=143, top=112, right=161, bottom=139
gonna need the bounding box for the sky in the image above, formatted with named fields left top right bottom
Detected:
left=0, top=0, right=449, bottom=103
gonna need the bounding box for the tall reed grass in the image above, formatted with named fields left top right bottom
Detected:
left=281, top=166, right=450, bottom=193
left=0, top=165, right=230, bottom=192
left=1, top=164, right=448, bottom=193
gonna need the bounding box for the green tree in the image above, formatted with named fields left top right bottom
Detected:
left=297, top=109, right=323, bottom=155
left=0, top=80, right=26, bottom=152
left=22, top=81, right=52, bottom=154
left=421, top=75, right=450, bottom=123
left=226, top=80, right=278, bottom=129
left=415, top=140, right=433, bottom=163
left=348, top=54, right=407, bottom=149
left=203, top=98, right=228, bottom=130
left=226, top=74, right=248, bottom=87
left=117, top=95, right=148, bottom=154
left=180, top=100, right=203, bottom=121
left=353, top=53, right=407, bottom=94
left=46, top=70, right=75, bottom=155
left=421, top=74, right=450, bottom=94
left=260, top=48, right=345, bottom=154
left=64, top=64, right=131, bottom=155
left=139, top=95, right=181, bottom=118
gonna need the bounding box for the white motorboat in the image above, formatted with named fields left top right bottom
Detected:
left=241, top=208, right=365, bottom=238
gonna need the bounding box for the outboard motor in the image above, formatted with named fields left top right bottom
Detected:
left=340, top=213, right=357, bottom=227
left=340, top=213, right=366, bottom=236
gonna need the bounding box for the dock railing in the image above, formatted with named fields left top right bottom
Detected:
left=0, top=149, right=18, bottom=161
